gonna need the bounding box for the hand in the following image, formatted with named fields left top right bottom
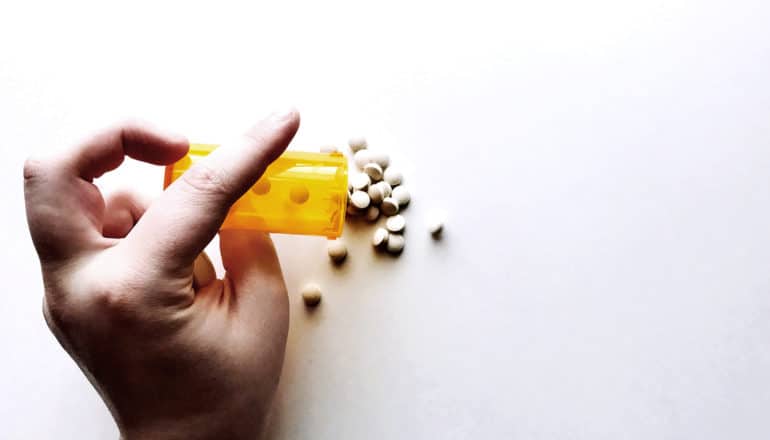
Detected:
left=24, top=110, right=301, bottom=440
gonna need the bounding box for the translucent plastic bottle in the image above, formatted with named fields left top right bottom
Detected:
left=164, top=144, right=348, bottom=238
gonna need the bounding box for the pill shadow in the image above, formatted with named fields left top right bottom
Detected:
left=429, top=229, right=448, bottom=247
left=370, top=246, right=403, bottom=262
left=299, top=299, right=325, bottom=326
left=328, top=255, right=352, bottom=274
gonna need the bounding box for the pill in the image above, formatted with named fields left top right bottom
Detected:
left=392, top=186, right=410, bottom=206
left=351, top=191, right=371, bottom=209
left=320, top=145, right=338, bottom=153
left=365, top=205, right=380, bottom=222
left=386, top=214, right=406, bottom=233
left=368, top=183, right=385, bottom=205
left=386, top=233, right=405, bottom=254
left=363, top=163, right=383, bottom=182
left=369, top=151, right=390, bottom=168
left=372, top=227, right=389, bottom=247
left=327, top=239, right=347, bottom=262
left=290, top=185, right=310, bottom=204
left=383, top=167, right=402, bottom=186
left=348, top=136, right=368, bottom=153
left=381, top=197, right=399, bottom=216
left=301, top=283, right=322, bottom=307
left=347, top=204, right=363, bottom=216
left=252, top=178, right=271, bottom=195
left=377, top=181, right=392, bottom=198
left=354, top=150, right=373, bottom=168
left=427, top=211, right=445, bottom=236
left=351, top=173, right=371, bottom=191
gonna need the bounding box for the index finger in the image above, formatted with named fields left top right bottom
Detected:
left=126, top=109, right=300, bottom=272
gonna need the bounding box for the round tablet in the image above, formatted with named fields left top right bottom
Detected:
left=380, top=197, right=399, bottom=216
left=365, top=206, right=380, bottom=222
left=386, top=214, right=406, bottom=233
left=351, top=191, right=371, bottom=209
left=369, top=152, right=390, bottom=168
left=290, top=185, right=310, bottom=204
left=377, top=181, right=392, bottom=198
left=372, top=228, right=389, bottom=247
left=386, top=233, right=405, bottom=254
left=368, top=183, right=385, bottom=205
left=354, top=150, right=373, bottom=168
left=301, top=283, right=322, bottom=307
left=383, top=167, right=402, bottom=186
left=320, top=145, right=338, bottom=153
left=392, top=186, right=410, bottom=206
left=348, top=136, right=368, bottom=152
left=363, top=163, right=383, bottom=181
left=427, top=211, right=445, bottom=236
left=347, top=204, right=363, bottom=216
left=351, top=173, right=370, bottom=191
left=327, top=240, right=347, bottom=263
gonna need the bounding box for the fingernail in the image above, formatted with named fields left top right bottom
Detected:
left=269, top=107, right=298, bottom=123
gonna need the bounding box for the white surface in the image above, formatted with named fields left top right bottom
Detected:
left=2, top=0, right=770, bottom=438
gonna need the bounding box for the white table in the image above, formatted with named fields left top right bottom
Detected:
left=2, top=1, right=770, bottom=438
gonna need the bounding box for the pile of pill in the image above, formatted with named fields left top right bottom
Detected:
left=302, top=137, right=444, bottom=308
left=343, top=136, right=412, bottom=255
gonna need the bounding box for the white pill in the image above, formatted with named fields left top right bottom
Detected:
left=347, top=204, right=363, bottom=216
left=301, top=283, right=322, bottom=307
left=386, top=233, right=405, bottom=254
left=383, top=167, right=403, bottom=186
left=363, top=162, right=383, bottom=182
left=368, top=183, right=385, bottom=205
left=354, top=150, right=373, bottom=168
left=377, top=181, right=392, bottom=198
left=427, top=211, right=445, bottom=236
left=351, top=173, right=370, bottom=191
left=320, top=145, right=338, bottom=153
left=348, top=136, right=368, bottom=152
left=351, top=190, right=371, bottom=209
left=372, top=228, right=389, bottom=247
left=380, top=197, right=399, bottom=216
left=369, top=151, right=390, bottom=168
left=365, top=206, right=380, bottom=222
left=386, top=214, right=406, bottom=233
left=392, top=186, right=410, bottom=207
left=327, top=239, right=347, bottom=263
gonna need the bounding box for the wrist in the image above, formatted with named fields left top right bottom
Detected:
left=119, top=411, right=266, bottom=440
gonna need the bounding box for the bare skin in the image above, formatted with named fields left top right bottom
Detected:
left=24, top=110, right=301, bottom=439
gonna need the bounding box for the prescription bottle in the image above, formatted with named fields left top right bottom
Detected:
left=164, top=144, right=348, bottom=238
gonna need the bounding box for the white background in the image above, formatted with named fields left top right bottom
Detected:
left=2, top=0, right=770, bottom=438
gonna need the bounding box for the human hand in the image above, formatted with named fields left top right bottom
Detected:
left=24, top=110, right=300, bottom=439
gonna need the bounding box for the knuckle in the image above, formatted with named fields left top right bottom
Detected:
left=180, top=162, right=234, bottom=199
left=92, top=287, right=137, bottom=315
left=88, top=274, right=144, bottom=316
left=23, top=157, right=48, bottom=181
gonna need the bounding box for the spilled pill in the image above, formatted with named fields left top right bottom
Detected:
left=386, top=233, right=405, bottom=253
left=372, top=228, right=389, bottom=247
left=383, top=167, right=402, bottom=186
left=348, top=136, right=368, bottom=153
left=301, top=283, right=322, bottom=307
left=386, top=214, right=406, bottom=233
left=380, top=197, right=399, bottom=216
left=327, top=239, right=347, bottom=263
left=351, top=191, right=371, bottom=209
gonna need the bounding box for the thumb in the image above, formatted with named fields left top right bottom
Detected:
left=219, top=229, right=288, bottom=322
